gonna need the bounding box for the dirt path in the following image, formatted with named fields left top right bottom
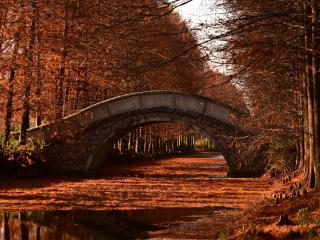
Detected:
left=0, top=154, right=273, bottom=238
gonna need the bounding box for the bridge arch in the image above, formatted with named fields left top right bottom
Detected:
left=26, top=91, right=247, bottom=175
left=85, top=109, right=238, bottom=171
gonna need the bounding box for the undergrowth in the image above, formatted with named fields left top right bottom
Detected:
left=0, top=135, right=48, bottom=178
left=266, top=133, right=297, bottom=177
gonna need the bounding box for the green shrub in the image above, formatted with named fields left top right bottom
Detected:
left=218, top=230, right=230, bottom=240
left=298, top=207, right=312, bottom=225
left=0, top=134, right=48, bottom=154
left=0, top=135, right=20, bottom=152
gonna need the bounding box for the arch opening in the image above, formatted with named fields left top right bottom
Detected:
left=109, top=123, right=219, bottom=160
left=97, top=122, right=229, bottom=178
left=85, top=109, right=233, bottom=173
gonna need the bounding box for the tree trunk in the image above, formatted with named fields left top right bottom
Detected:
left=56, top=0, right=69, bottom=119
left=35, top=34, right=42, bottom=126
left=303, top=0, right=316, bottom=188
left=20, top=3, right=37, bottom=144
left=5, top=65, right=15, bottom=143
left=311, top=0, right=320, bottom=188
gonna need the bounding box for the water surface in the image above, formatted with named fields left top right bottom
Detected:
left=0, top=154, right=272, bottom=239
left=0, top=206, right=236, bottom=240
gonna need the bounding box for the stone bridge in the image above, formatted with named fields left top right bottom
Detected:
left=27, top=91, right=257, bottom=176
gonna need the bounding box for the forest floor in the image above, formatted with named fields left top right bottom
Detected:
left=223, top=173, right=320, bottom=240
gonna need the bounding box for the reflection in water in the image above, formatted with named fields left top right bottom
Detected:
left=0, top=154, right=266, bottom=239
left=0, top=207, right=230, bottom=240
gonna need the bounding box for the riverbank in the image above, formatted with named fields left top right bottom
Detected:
left=0, top=151, right=46, bottom=179
left=219, top=174, right=320, bottom=239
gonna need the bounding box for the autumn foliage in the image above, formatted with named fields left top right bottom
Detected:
left=0, top=0, right=213, bottom=139
left=218, top=0, right=320, bottom=187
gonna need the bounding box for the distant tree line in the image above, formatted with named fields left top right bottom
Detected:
left=112, top=123, right=215, bottom=161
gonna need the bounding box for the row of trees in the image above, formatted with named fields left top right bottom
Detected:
left=113, top=123, right=215, bottom=161
left=0, top=0, right=211, bottom=144
left=214, top=0, right=319, bottom=187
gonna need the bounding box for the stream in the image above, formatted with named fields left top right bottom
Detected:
left=0, top=153, right=272, bottom=239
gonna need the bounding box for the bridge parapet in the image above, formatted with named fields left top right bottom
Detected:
left=27, top=91, right=245, bottom=142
